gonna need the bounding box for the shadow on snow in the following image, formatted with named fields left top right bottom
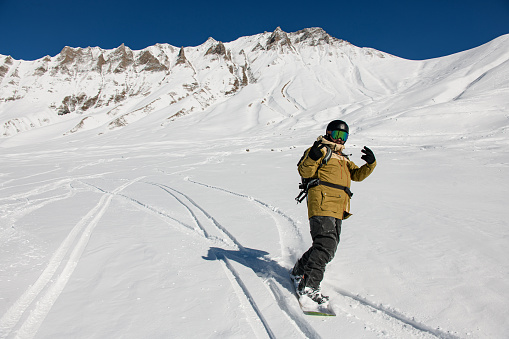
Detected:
left=202, top=246, right=294, bottom=295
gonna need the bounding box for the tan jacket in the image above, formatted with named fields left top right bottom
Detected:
left=298, top=137, right=376, bottom=219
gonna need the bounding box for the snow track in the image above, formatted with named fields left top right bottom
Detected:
left=147, top=182, right=245, bottom=250
left=142, top=180, right=315, bottom=338
left=0, top=178, right=142, bottom=339
left=184, top=178, right=459, bottom=339
left=336, top=287, right=461, bottom=339
left=0, top=173, right=464, bottom=338
left=99, top=178, right=320, bottom=338
left=187, top=178, right=306, bottom=264
left=218, top=253, right=277, bottom=339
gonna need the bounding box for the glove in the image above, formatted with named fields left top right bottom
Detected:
left=361, top=146, right=376, bottom=164
left=308, top=141, right=325, bottom=161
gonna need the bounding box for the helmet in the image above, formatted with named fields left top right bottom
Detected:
left=326, top=120, right=349, bottom=134
left=326, top=120, right=349, bottom=142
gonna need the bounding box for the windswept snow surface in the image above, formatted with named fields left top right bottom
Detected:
left=1, top=32, right=509, bottom=338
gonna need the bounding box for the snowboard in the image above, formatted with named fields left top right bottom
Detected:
left=298, top=294, right=336, bottom=316
left=291, top=274, right=335, bottom=316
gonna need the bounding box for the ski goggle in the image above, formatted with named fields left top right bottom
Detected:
left=329, top=130, right=349, bottom=142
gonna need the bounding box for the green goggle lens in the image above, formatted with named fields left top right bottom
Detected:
left=330, top=130, right=348, bottom=141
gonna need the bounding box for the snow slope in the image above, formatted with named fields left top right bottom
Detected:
left=1, top=29, right=509, bottom=338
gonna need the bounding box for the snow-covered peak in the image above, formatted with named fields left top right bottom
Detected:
left=0, top=28, right=508, bottom=148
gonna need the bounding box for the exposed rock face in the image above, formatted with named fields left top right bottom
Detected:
left=294, top=27, right=342, bottom=46
left=0, top=56, right=13, bottom=79
left=205, top=41, right=232, bottom=61
left=176, top=47, right=188, bottom=66
left=110, top=44, right=135, bottom=73
left=136, top=50, right=168, bottom=72
left=266, top=27, right=295, bottom=52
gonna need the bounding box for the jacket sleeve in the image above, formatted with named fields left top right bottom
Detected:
left=348, top=160, right=376, bottom=182
left=297, top=147, right=324, bottom=178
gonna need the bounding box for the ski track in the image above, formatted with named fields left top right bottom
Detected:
left=140, top=181, right=311, bottom=338
left=186, top=178, right=459, bottom=339
left=0, top=173, right=109, bottom=199
left=76, top=180, right=199, bottom=234
left=0, top=169, right=61, bottom=190
left=135, top=180, right=313, bottom=338
left=145, top=181, right=244, bottom=250
left=2, top=175, right=460, bottom=338
left=71, top=178, right=306, bottom=338
left=332, top=287, right=461, bottom=339
left=186, top=178, right=304, bottom=241
left=0, top=174, right=111, bottom=229
left=183, top=178, right=331, bottom=337
left=0, top=178, right=73, bottom=203
left=1, top=186, right=75, bottom=229
left=0, top=177, right=143, bottom=339
left=218, top=253, right=277, bottom=339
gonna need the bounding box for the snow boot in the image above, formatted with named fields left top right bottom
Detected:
left=298, top=286, right=330, bottom=305
left=289, top=270, right=303, bottom=290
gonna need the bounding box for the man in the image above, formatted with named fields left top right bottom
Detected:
left=291, top=120, right=376, bottom=305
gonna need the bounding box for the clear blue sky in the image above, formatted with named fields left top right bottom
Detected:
left=0, top=0, right=508, bottom=61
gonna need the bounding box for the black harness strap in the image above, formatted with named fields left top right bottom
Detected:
left=315, top=179, right=353, bottom=198
left=295, top=178, right=353, bottom=203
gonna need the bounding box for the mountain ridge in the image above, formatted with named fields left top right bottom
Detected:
left=0, top=27, right=394, bottom=138
left=0, top=28, right=508, bottom=146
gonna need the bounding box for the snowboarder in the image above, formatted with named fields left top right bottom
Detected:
left=291, top=120, right=377, bottom=305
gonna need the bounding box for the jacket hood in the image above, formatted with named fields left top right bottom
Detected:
left=317, top=135, right=345, bottom=154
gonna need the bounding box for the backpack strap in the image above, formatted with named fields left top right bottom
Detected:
left=319, top=146, right=332, bottom=169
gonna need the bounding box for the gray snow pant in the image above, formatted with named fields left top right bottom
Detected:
left=293, top=216, right=342, bottom=289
